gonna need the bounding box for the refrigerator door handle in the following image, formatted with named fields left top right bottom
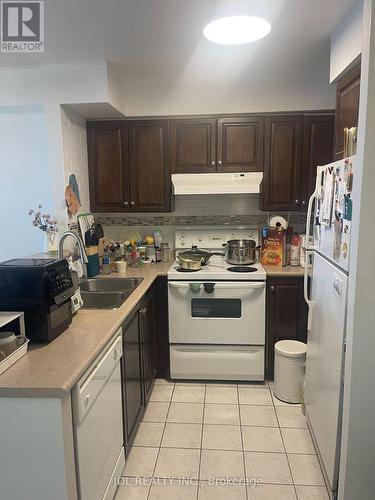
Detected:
left=304, top=251, right=314, bottom=333
left=305, top=189, right=318, bottom=251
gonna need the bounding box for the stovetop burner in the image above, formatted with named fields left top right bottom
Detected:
left=227, top=266, right=258, bottom=273
left=176, top=267, right=201, bottom=273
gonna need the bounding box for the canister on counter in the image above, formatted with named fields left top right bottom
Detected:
left=290, top=234, right=301, bottom=266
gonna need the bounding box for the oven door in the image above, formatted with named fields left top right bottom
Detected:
left=168, top=281, right=265, bottom=345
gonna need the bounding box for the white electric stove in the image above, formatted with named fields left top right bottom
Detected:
left=168, top=227, right=266, bottom=382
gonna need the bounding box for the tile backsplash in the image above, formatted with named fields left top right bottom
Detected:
left=61, top=106, right=90, bottom=224
left=94, top=194, right=306, bottom=247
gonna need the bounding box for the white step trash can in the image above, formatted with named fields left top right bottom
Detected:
left=274, top=340, right=307, bottom=404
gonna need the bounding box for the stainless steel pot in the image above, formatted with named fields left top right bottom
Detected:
left=224, top=239, right=261, bottom=265
left=178, top=246, right=224, bottom=265
left=177, top=254, right=204, bottom=270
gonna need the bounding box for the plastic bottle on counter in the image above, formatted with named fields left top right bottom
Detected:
left=290, top=234, right=301, bottom=267
left=102, top=250, right=111, bottom=274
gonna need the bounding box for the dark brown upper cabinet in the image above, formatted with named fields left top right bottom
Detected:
left=170, top=118, right=216, bottom=173
left=262, top=115, right=304, bottom=211
left=87, top=120, right=172, bottom=213
left=302, top=114, right=334, bottom=206
left=334, top=62, right=361, bottom=160
left=128, top=120, right=171, bottom=212
left=87, top=121, right=129, bottom=212
left=217, top=116, right=264, bottom=172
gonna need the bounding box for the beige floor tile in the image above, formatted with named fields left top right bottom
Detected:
left=133, top=422, right=164, bottom=447
left=206, top=383, right=238, bottom=388
left=281, top=428, right=316, bottom=454
left=172, top=385, right=205, bottom=403
left=200, top=449, right=245, bottom=480
left=199, top=481, right=247, bottom=500
left=150, top=385, right=174, bottom=402
left=242, top=426, right=284, bottom=453
left=149, top=479, right=198, bottom=500
left=154, top=379, right=175, bottom=386
left=204, top=404, right=240, bottom=425
left=238, top=388, right=273, bottom=406
left=272, top=391, right=301, bottom=407
left=244, top=452, right=293, bottom=485
left=276, top=407, right=308, bottom=428
left=288, top=454, right=325, bottom=486
left=295, top=485, right=330, bottom=500
left=240, top=405, right=278, bottom=427
left=154, top=447, right=200, bottom=479
left=115, top=479, right=150, bottom=500
left=206, top=386, right=238, bottom=404
left=142, top=402, right=169, bottom=423
left=202, top=424, right=242, bottom=450
left=167, top=402, right=204, bottom=423
left=175, top=382, right=205, bottom=387
left=248, top=483, right=297, bottom=499
left=161, top=422, right=202, bottom=449
left=122, top=447, right=159, bottom=477
left=240, top=382, right=269, bottom=389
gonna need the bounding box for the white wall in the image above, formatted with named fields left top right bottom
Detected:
left=0, top=106, right=53, bottom=261
left=330, top=0, right=363, bottom=82
left=338, top=0, right=375, bottom=498
left=121, top=73, right=335, bottom=116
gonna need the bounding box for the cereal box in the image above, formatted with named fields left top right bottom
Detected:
left=261, top=226, right=291, bottom=267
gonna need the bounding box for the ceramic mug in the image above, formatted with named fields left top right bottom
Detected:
left=116, top=261, right=127, bottom=274
left=0, top=332, right=27, bottom=360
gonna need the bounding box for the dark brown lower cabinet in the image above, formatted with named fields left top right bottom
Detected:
left=266, top=277, right=308, bottom=380
left=122, top=308, right=143, bottom=456
left=121, top=277, right=169, bottom=456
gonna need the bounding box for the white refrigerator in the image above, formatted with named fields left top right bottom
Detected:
left=304, top=156, right=355, bottom=495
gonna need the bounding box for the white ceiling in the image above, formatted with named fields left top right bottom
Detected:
left=0, top=0, right=358, bottom=115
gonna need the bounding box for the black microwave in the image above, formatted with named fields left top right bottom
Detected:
left=0, top=258, right=75, bottom=343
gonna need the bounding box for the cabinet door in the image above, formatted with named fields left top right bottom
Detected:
left=128, top=120, right=171, bottom=212
left=302, top=114, right=334, bottom=206
left=140, top=290, right=157, bottom=404
left=334, top=64, right=361, bottom=160
left=122, top=310, right=143, bottom=454
left=217, top=116, right=264, bottom=172
left=87, top=121, right=129, bottom=212
left=170, top=118, right=216, bottom=173
left=266, top=277, right=308, bottom=379
left=263, top=115, right=303, bottom=211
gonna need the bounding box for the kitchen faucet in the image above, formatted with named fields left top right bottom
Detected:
left=58, top=231, right=89, bottom=265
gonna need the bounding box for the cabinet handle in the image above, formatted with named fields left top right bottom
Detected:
left=123, top=201, right=128, bottom=206
left=210, top=160, right=216, bottom=166
left=130, top=201, right=135, bottom=206
left=302, top=200, right=306, bottom=206
left=271, top=285, right=276, bottom=291
left=139, top=307, right=147, bottom=315
left=295, top=199, right=300, bottom=205
left=217, top=160, right=222, bottom=166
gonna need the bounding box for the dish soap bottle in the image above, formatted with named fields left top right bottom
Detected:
left=102, top=248, right=111, bottom=274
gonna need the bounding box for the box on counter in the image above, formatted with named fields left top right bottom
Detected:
left=261, top=226, right=292, bottom=267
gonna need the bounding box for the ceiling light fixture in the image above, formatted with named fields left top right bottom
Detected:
left=203, top=16, right=271, bottom=45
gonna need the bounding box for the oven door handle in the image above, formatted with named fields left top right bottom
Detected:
left=213, top=282, right=265, bottom=290
left=169, top=282, right=265, bottom=289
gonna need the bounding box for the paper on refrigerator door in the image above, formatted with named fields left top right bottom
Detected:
left=320, top=168, right=334, bottom=227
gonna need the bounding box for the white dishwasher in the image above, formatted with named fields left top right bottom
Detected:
left=72, top=331, right=125, bottom=500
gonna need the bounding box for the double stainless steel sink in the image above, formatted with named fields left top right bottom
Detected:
left=79, top=277, right=143, bottom=309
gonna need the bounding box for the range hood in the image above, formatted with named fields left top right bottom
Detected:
left=172, top=172, right=263, bottom=195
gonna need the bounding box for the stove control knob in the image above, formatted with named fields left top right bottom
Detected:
left=180, top=241, right=185, bottom=246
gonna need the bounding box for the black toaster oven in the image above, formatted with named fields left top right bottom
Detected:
left=0, top=258, right=75, bottom=343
